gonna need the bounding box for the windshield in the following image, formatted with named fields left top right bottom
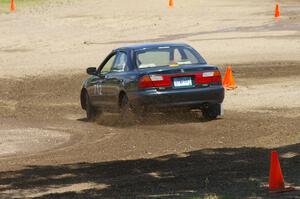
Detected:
left=135, top=46, right=206, bottom=69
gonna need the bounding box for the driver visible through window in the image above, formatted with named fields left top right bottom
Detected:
left=135, top=46, right=206, bottom=69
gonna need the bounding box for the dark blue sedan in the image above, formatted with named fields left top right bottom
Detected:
left=80, top=43, right=224, bottom=122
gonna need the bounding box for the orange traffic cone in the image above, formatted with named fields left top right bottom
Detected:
left=10, top=0, right=15, bottom=12
left=222, top=66, right=237, bottom=90
left=275, top=3, right=280, bottom=18
left=269, top=151, right=295, bottom=193
left=169, top=0, right=174, bottom=8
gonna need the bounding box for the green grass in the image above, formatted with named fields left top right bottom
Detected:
left=0, top=0, right=47, bottom=13
left=0, top=0, right=42, bottom=4
left=0, top=0, right=46, bottom=7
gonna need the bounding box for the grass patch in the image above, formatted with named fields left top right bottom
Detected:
left=0, top=0, right=47, bottom=8
left=0, top=0, right=47, bottom=13
left=0, top=0, right=43, bottom=4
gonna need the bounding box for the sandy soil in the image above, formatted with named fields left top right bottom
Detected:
left=0, top=0, right=299, bottom=198
left=0, top=0, right=300, bottom=78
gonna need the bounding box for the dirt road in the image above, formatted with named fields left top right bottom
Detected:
left=0, top=0, right=299, bottom=198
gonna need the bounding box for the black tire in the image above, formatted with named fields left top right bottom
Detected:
left=85, top=92, right=98, bottom=122
left=202, top=104, right=220, bottom=120
left=120, top=95, right=135, bottom=125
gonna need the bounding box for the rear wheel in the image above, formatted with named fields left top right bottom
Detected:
left=85, top=92, right=98, bottom=122
left=120, top=95, right=135, bottom=125
left=202, top=103, right=220, bottom=120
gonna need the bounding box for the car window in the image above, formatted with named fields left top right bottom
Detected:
left=101, top=54, right=117, bottom=74
left=137, top=50, right=170, bottom=68
left=173, top=49, right=182, bottom=63
left=135, top=46, right=206, bottom=69
left=111, top=52, right=127, bottom=72
left=182, top=48, right=199, bottom=64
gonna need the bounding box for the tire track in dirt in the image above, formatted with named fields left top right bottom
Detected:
left=0, top=62, right=299, bottom=161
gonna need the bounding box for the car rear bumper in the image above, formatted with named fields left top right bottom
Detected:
left=129, top=86, right=225, bottom=110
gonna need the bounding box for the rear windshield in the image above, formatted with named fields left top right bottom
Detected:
left=135, top=46, right=206, bottom=69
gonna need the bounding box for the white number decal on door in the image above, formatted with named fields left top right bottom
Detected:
left=94, top=83, right=102, bottom=95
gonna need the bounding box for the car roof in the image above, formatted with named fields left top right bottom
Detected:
left=115, top=43, right=190, bottom=51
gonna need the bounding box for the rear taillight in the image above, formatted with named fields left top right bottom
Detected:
left=138, top=75, right=172, bottom=89
left=138, top=75, right=154, bottom=89
left=139, top=70, right=222, bottom=89
left=195, top=71, right=222, bottom=85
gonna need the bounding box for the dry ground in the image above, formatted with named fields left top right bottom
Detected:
left=0, top=0, right=299, bottom=198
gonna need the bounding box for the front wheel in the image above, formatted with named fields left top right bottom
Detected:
left=85, top=92, right=98, bottom=122
left=202, top=103, right=221, bottom=120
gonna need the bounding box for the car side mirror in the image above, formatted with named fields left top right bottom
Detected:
left=86, top=67, right=97, bottom=75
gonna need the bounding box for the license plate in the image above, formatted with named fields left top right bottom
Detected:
left=173, top=77, right=193, bottom=88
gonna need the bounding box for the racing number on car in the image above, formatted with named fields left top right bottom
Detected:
left=94, top=82, right=102, bottom=95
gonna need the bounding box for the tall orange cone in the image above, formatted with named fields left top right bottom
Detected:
left=169, top=0, right=174, bottom=8
left=222, top=66, right=237, bottom=90
left=275, top=3, right=280, bottom=18
left=269, top=151, right=295, bottom=193
left=10, top=0, right=16, bottom=12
